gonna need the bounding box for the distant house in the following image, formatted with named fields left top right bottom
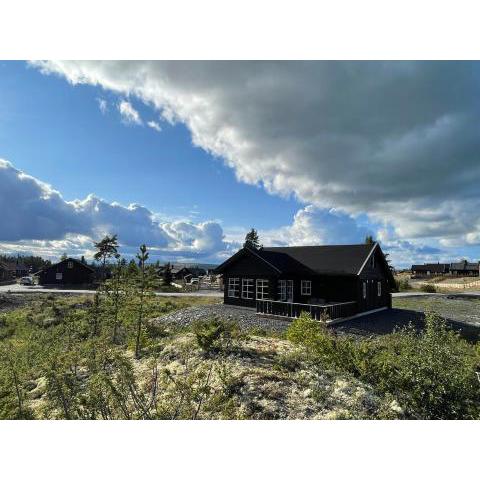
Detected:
left=450, top=260, right=480, bottom=277
left=158, top=264, right=207, bottom=281
left=0, top=262, right=14, bottom=282
left=411, top=263, right=450, bottom=277
left=215, top=243, right=394, bottom=320
left=9, top=262, right=29, bottom=278
left=36, top=258, right=95, bottom=286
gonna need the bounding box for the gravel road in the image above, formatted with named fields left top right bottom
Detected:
left=153, top=303, right=292, bottom=333
left=0, top=283, right=223, bottom=297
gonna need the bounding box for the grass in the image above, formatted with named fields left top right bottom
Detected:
left=2, top=292, right=480, bottom=420
left=0, top=296, right=400, bottom=419
left=393, top=295, right=480, bottom=325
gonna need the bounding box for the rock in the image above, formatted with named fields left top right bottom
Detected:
left=302, top=388, right=312, bottom=398
left=389, top=399, right=404, bottom=415
left=28, top=377, right=47, bottom=400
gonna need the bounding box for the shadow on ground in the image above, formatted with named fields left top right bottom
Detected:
left=332, top=308, right=480, bottom=342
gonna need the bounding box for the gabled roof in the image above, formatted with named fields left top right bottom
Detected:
left=215, top=243, right=391, bottom=279
left=411, top=263, right=449, bottom=273
left=38, top=258, right=95, bottom=273
left=451, top=261, right=479, bottom=271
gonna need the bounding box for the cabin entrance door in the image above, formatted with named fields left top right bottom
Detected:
left=286, top=280, right=294, bottom=303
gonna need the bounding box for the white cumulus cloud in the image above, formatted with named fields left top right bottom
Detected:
left=31, top=61, right=480, bottom=250
left=0, top=159, right=228, bottom=261
left=147, top=120, right=162, bottom=132
left=96, top=97, right=108, bottom=114
left=118, top=99, right=142, bottom=125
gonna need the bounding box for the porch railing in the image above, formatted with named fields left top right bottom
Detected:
left=256, top=299, right=357, bottom=320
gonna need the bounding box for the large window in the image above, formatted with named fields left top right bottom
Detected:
left=242, top=279, right=254, bottom=299
left=301, top=280, right=312, bottom=296
left=277, top=280, right=287, bottom=301
left=256, top=279, right=269, bottom=300
left=228, top=277, right=240, bottom=298
left=377, top=281, right=382, bottom=297
left=56, top=272, right=63, bottom=281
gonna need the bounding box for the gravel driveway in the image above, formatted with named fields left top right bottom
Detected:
left=153, top=303, right=293, bottom=333
left=153, top=301, right=480, bottom=342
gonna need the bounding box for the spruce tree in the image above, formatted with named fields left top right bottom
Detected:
left=243, top=228, right=262, bottom=250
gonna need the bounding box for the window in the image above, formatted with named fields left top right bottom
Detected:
left=56, top=272, right=63, bottom=280
left=377, top=281, right=382, bottom=297
left=370, top=255, right=375, bottom=269
left=256, top=279, right=269, bottom=300
left=301, top=280, right=312, bottom=296
left=228, top=277, right=240, bottom=298
left=277, top=280, right=287, bottom=301
left=67, top=261, right=73, bottom=269
left=362, top=281, right=366, bottom=299
left=242, top=279, right=254, bottom=299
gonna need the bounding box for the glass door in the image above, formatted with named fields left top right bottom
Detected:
left=286, top=280, right=294, bottom=303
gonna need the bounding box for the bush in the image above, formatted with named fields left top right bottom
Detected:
left=192, top=318, right=239, bottom=355
left=395, top=277, right=411, bottom=291
left=363, top=313, right=480, bottom=419
left=420, top=283, right=436, bottom=293
left=286, top=311, right=480, bottom=419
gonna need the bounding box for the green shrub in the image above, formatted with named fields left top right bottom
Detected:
left=192, top=318, right=239, bottom=355
left=364, top=312, right=480, bottom=419
left=286, top=311, right=480, bottom=419
left=420, top=283, right=436, bottom=293
left=395, top=278, right=411, bottom=291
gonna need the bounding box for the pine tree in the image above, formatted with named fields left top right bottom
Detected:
left=163, top=262, right=173, bottom=286
left=365, top=235, right=375, bottom=245
left=244, top=228, right=262, bottom=250
left=134, top=245, right=157, bottom=358
left=93, top=234, right=119, bottom=280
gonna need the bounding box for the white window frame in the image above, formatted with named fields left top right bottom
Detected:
left=67, top=261, right=73, bottom=269
left=242, top=278, right=254, bottom=299
left=277, top=280, right=287, bottom=301
left=256, top=279, right=269, bottom=300
left=228, top=277, right=240, bottom=298
left=301, top=280, right=312, bottom=296
left=377, top=281, right=382, bottom=297
left=363, top=281, right=367, bottom=299
left=56, top=272, right=63, bottom=281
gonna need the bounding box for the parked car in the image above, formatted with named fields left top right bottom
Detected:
left=20, top=276, right=34, bottom=286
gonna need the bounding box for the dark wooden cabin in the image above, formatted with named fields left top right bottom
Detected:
left=158, top=264, right=207, bottom=281
left=450, top=260, right=479, bottom=277
left=0, top=262, right=14, bottom=282
left=411, top=263, right=450, bottom=277
left=215, top=243, right=395, bottom=320
left=36, top=258, right=95, bottom=286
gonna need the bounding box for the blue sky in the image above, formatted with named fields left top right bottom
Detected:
left=0, top=61, right=300, bottom=228
left=1, top=61, right=479, bottom=267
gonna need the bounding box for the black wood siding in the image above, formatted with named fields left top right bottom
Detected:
left=222, top=246, right=391, bottom=315
left=38, top=260, right=94, bottom=285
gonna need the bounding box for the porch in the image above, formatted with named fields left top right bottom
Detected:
left=256, top=299, right=358, bottom=321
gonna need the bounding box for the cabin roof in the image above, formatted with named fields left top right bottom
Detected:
left=215, top=243, right=389, bottom=278
left=450, top=261, right=479, bottom=271
left=411, top=263, right=449, bottom=273
left=37, top=258, right=95, bottom=273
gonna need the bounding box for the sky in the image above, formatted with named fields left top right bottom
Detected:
left=0, top=60, right=479, bottom=267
